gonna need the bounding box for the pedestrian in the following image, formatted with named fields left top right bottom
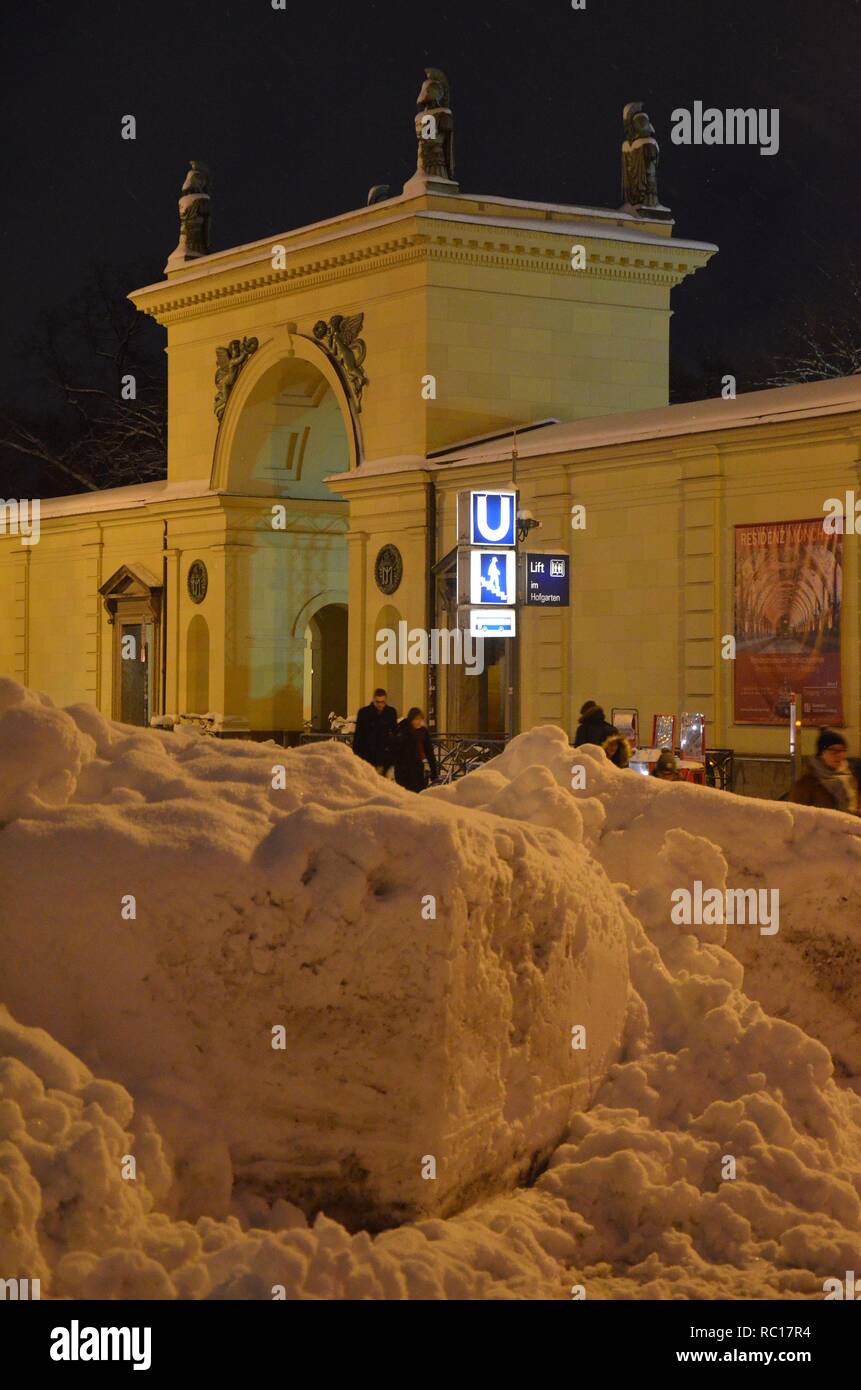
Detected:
left=393, top=707, right=438, bottom=792
left=788, top=729, right=861, bottom=816
left=352, top=688, right=398, bottom=776
left=573, top=700, right=617, bottom=748
left=602, top=732, right=632, bottom=769
left=650, top=750, right=681, bottom=781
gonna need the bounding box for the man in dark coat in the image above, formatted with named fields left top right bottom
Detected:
left=789, top=729, right=861, bottom=816
left=573, top=700, right=617, bottom=748
left=353, top=689, right=398, bottom=775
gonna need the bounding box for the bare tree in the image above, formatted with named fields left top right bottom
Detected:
left=0, top=261, right=166, bottom=493
left=761, top=264, right=861, bottom=388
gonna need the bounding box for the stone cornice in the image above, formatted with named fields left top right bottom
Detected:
left=131, top=228, right=712, bottom=326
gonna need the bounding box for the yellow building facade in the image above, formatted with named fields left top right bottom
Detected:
left=1, top=107, right=858, bottom=774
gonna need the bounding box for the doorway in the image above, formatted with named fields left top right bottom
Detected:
left=100, top=565, right=163, bottom=728
left=119, top=620, right=156, bottom=726
left=434, top=552, right=507, bottom=736
left=304, top=603, right=348, bottom=729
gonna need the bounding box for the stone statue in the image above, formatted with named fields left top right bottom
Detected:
left=367, top=184, right=391, bottom=206
left=214, top=337, right=259, bottom=422
left=414, top=68, right=455, bottom=184
left=621, top=104, right=670, bottom=217
left=167, top=161, right=212, bottom=269
left=312, top=314, right=369, bottom=410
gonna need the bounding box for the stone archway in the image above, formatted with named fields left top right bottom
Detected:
left=209, top=336, right=355, bottom=736
left=211, top=324, right=362, bottom=494
left=304, top=603, right=348, bottom=730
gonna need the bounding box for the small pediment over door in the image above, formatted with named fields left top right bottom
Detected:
left=99, top=563, right=163, bottom=624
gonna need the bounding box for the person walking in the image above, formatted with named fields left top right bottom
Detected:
left=602, top=733, right=632, bottom=769
left=393, top=707, right=438, bottom=792
left=353, top=689, right=398, bottom=776
left=650, top=750, right=682, bottom=781
left=789, top=729, right=861, bottom=816
left=574, top=700, right=617, bottom=748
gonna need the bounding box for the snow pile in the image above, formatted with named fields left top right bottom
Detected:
left=0, top=679, right=628, bottom=1230
left=430, top=730, right=861, bottom=1078
left=2, top=688, right=861, bottom=1299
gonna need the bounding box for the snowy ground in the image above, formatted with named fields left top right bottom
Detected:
left=1, top=678, right=861, bottom=1299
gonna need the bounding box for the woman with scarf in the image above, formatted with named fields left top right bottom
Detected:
left=393, top=707, right=439, bottom=792
left=789, top=729, right=861, bottom=816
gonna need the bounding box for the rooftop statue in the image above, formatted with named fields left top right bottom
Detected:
left=416, top=68, right=454, bottom=183
left=166, top=161, right=212, bottom=270
left=403, top=67, right=458, bottom=194
left=621, top=104, right=671, bottom=219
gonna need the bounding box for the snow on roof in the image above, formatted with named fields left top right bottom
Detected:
left=421, top=209, right=716, bottom=256
left=38, top=478, right=217, bottom=519
left=430, top=375, right=861, bottom=467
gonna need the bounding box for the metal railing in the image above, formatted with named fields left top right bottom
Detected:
left=299, top=730, right=354, bottom=747
left=433, top=733, right=508, bottom=783
left=704, top=748, right=734, bottom=792
left=298, top=729, right=507, bottom=784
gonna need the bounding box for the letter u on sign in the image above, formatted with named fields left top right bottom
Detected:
left=471, top=491, right=516, bottom=546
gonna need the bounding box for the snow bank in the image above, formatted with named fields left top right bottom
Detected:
left=0, top=680, right=628, bottom=1230
left=3, top=921, right=861, bottom=1298
left=430, top=729, right=861, bottom=1077
left=2, top=687, right=861, bottom=1300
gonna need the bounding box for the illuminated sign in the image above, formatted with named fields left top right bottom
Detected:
left=524, top=553, right=570, bottom=607
left=470, top=549, right=517, bottom=606
left=469, top=491, right=517, bottom=547
left=469, top=608, right=517, bottom=638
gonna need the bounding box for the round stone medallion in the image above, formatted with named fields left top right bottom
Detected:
left=187, top=560, right=209, bottom=604
left=374, top=544, right=403, bottom=596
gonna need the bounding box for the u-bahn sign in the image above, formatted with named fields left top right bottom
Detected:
left=458, top=490, right=517, bottom=548
left=456, top=489, right=518, bottom=638
left=459, top=549, right=517, bottom=606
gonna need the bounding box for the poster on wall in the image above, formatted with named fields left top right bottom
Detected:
left=734, top=520, right=843, bottom=725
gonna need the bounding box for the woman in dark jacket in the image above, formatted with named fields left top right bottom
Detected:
left=393, top=708, right=438, bottom=792
left=573, top=700, right=617, bottom=748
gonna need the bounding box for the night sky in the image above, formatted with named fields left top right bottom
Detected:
left=1, top=0, right=858, bottom=414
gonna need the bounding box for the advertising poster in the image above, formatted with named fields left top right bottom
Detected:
left=734, top=520, right=843, bottom=724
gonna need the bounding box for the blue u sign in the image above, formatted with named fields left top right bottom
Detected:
left=471, top=491, right=517, bottom=547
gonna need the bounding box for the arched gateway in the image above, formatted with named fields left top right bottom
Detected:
left=1, top=76, right=741, bottom=746
left=199, top=329, right=356, bottom=735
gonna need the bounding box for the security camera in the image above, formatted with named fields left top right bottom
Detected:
left=517, top=507, right=541, bottom=542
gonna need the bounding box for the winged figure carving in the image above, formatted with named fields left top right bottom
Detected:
left=214, top=336, right=259, bottom=422
left=312, top=313, right=369, bottom=409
